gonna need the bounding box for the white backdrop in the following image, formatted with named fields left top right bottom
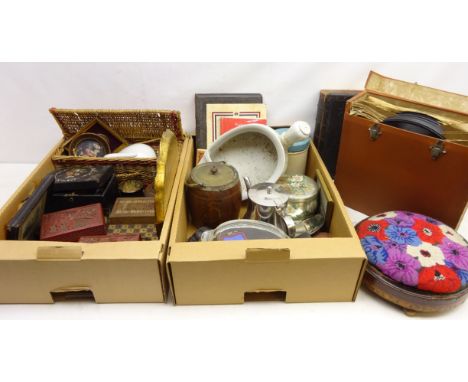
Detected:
left=1, top=62, right=468, bottom=163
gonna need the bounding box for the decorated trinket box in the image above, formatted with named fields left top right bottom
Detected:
left=52, top=165, right=113, bottom=192
left=47, top=165, right=118, bottom=214
left=40, top=203, right=106, bottom=242
left=356, top=210, right=468, bottom=314
left=107, top=223, right=159, bottom=241
left=109, top=197, right=156, bottom=224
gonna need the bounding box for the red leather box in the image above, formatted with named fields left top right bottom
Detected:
left=40, top=203, right=105, bottom=242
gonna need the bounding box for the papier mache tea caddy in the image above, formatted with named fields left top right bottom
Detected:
left=185, top=161, right=241, bottom=228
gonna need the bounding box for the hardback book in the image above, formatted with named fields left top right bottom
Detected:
left=219, top=118, right=267, bottom=135
left=47, top=174, right=117, bottom=215
left=195, top=93, right=263, bottom=149
left=78, top=233, right=141, bottom=243
left=314, top=90, right=359, bottom=178
left=40, top=203, right=106, bottom=242
left=6, top=173, right=55, bottom=240
left=107, top=223, right=158, bottom=241
left=109, top=197, right=156, bottom=224
left=53, top=165, right=114, bottom=192
left=205, top=103, right=267, bottom=147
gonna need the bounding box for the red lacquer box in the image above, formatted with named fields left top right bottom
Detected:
left=78, top=233, right=141, bottom=243
left=40, top=203, right=106, bottom=242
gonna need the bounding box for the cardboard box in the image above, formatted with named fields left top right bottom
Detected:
left=0, top=138, right=189, bottom=303
left=167, top=137, right=367, bottom=305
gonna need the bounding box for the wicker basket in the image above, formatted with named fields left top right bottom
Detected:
left=50, top=108, right=185, bottom=189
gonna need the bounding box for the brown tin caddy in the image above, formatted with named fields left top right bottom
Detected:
left=185, top=161, right=241, bottom=228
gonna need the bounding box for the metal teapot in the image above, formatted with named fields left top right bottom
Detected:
left=243, top=177, right=296, bottom=237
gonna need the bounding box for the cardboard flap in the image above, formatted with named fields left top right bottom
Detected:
left=36, top=246, right=83, bottom=260
left=49, top=108, right=185, bottom=141
left=365, top=71, right=468, bottom=115
left=245, top=248, right=290, bottom=262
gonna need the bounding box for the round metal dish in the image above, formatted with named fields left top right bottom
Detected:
left=200, top=219, right=289, bottom=241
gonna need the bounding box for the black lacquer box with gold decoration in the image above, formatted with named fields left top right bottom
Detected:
left=46, top=165, right=118, bottom=214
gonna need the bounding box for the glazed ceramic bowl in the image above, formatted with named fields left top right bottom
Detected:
left=201, top=122, right=311, bottom=199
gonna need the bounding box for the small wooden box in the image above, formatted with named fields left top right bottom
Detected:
left=109, top=197, right=155, bottom=224
left=40, top=203, right=106, bottom=242
left=47, top=174, right=118, bottom=215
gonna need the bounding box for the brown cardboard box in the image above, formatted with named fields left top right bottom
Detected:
left=167, top=137, right=367, bottom=305
left=0, top=138, right=189, bottom=303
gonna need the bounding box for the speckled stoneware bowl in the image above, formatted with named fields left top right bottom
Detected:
left=201, top=122, right=311, bottom=200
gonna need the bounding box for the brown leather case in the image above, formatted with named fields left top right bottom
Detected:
left=335, top=72, right=468, bottom=228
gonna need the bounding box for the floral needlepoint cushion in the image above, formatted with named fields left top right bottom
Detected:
left=356, top=211, right=468, bottom=294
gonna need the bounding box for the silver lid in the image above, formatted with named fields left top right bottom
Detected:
left=248, top=182, right=289, bottom=207
left=276, top=175, right=318, bottom=202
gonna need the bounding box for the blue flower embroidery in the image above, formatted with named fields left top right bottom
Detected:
left=456, top=269, right=468, bottom=287
left=360, top=236, right=388, bottom=265
left=385, top=225, right=421, bottom=246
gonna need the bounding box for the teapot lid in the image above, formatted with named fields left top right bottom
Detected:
left=248, top=182, right=289, bottom=207
left=188, top=161, right=239, bottom=190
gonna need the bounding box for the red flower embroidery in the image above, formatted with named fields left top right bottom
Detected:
left=417, top=265, right=461, bottom=294
left=357, top=219, right=389, bottom=241
left=412, top=218, right=444, bottom=245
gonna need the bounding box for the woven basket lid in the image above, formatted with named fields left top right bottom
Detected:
left=356, top=211, right=468, bottom=294
left=49, top=108, right=184, bottom=142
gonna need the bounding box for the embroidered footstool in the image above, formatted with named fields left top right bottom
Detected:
left=356, top=211, right=468, bottom=314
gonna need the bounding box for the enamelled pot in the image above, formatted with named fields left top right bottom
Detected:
left=185, top=161, right=241, bottom=228
left=275, top=175, right=319, bottom=223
